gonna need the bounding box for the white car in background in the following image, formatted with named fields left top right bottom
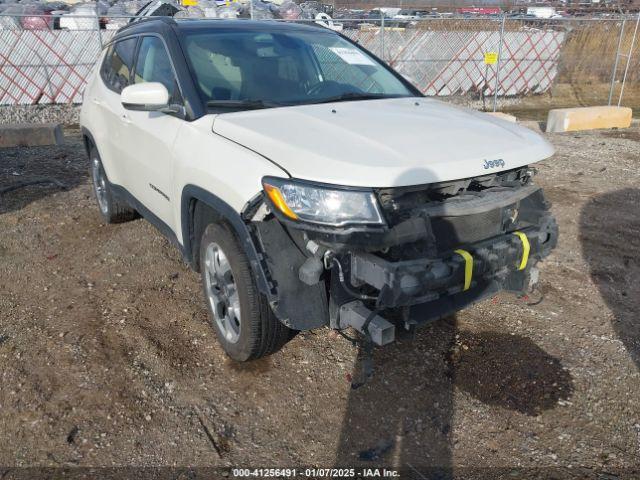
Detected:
left=393, top=9, right=419, bottom=20
left=80, top=18, right=558, bottom=362
left=58, top=4, right=99, bottom=30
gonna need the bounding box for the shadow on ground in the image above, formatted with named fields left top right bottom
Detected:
left=334, top=316, right=574, bottom=473
left=452, top=331, right=573, bottom=416
left=0, top=137, right=87, bottom=214
left=580, top=188, right=640, bottom=368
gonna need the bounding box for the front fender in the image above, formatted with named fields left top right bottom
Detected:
left=180, top=185, right=276, bottom=301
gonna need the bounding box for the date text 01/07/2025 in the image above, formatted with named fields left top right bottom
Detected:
left=231, top=468, right=400, bottom=477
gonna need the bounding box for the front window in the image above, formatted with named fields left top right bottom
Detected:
left=133, top=36, right=181, bottom=104
left=181, top=28, right=415, bottom=110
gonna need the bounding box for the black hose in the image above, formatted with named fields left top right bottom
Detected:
left=331, top=256, right=378, bottom=301
left=525, top=284, right=545, bottom=306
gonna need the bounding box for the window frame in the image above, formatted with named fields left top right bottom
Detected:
left=131, top=33, right=186, bottom=107
left=100, top=32, right=185, bottom=108
left=177, top=27, right=423, bottom=112
left=100, top=35, right=140, bottom=94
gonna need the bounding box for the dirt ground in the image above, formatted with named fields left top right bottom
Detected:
left=0, top=122, right=639, bottom=478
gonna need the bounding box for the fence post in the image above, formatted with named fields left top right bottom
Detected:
left=380, top=15, right=385, bottom=62
left=38, top=28, right=55, bottom=104
left=492, top=14, right=506, bottom=112
left=608, top=19, right=626, bottom=106
left=95, top=7, right=103, bottom=50
left=618, top=13, right=640, bottom=107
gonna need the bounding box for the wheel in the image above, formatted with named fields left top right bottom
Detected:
left=199, top=222, right=292, bottom=361
left=89, top=147, right=136, bottom=224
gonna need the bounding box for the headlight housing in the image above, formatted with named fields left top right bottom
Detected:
left=262, top=177, right=385, bottom=227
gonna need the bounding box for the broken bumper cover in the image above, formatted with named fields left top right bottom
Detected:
left=350, top=225, right=556, bottom=308
left=255, top=175, right=558, bottom=342
left=338, top=220, right=557, bottom=344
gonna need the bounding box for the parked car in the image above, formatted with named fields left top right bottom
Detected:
left=59, top=4, right=100, bottom=30
left=394, top=9, right=419, bottom=20
left=332, top=9, right=366, bottom=30
left=0, top=4, right=56, bottom=30
left=364, top=9, right=387, bottom=21
left=393, top=9, right=420, bottom=27
left=80, top=18, right=558, bottom=361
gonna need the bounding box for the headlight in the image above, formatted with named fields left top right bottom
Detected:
left=262, top=177, right=385, bottom=227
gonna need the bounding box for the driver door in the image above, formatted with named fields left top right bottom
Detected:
left=120, top=35, right=184, bottom=231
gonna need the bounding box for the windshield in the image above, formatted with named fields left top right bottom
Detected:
left=181, top=28, right=415, bottom=110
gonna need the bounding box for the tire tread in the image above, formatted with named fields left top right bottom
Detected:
left=89, top=146, right=136, bottom=224
left=200, top=221, right=292, bottom=361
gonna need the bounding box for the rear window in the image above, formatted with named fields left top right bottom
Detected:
left=101, top=37, right=138, bottom=93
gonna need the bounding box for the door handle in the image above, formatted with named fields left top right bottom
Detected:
left=91, top=97, right=104, bottom=106
left=121, top=113, right=132, bottom=124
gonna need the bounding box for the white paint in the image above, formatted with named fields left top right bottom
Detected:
left=121, top=82, right=169, bottom=107
left=212, top=97, right=554, bottom=188
left=526, top=6, right=557, bottom=19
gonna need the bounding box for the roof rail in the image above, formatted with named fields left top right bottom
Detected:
left=117, top=15, right=176, bottom=34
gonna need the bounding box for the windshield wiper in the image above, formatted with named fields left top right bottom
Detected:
left=309, top=93, right=399, bottom=105
left=206, top=99, right=281, bottom=111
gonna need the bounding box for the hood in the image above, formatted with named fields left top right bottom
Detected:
left=211, top=97, right=554, bottom=188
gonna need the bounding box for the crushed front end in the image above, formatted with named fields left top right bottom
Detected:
left=248, top=167, right=557, bottom=345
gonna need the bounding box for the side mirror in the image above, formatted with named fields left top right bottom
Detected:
left=121, top=82, right=169, bottom=111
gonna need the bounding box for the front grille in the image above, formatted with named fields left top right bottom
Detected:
left=431, top=208, right=504, bottom=251
left=376, top=167, right=532, bottom=225
left=375, top=167, right=537, bottom=257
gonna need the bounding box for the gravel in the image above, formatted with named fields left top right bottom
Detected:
left=0, top=105, right=81, bottom=126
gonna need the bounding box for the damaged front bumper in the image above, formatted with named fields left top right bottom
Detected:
left=349, top=225, right=556, bottom=309
left=251, top=169, right=558, bottom=345
left=337, top=220, right=557, bottom=345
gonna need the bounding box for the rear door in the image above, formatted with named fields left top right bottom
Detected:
left=94, top=37, right=139, bottom=187
left=119, top=34, right=184, bottom=230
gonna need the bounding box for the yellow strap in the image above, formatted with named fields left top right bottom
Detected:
left=454, top=249, right=473, bottom=291
left=513, top=231, right=530, bottom=271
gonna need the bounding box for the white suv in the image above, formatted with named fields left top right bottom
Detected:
left=80, top=18, right=558, bottom=361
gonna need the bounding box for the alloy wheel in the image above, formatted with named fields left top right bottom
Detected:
left=91, top=157, right=109, bottom=215
left=203, top=241, right=241, bottom=344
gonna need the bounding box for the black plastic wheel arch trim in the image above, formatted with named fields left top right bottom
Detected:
left=81, top=127, right=97, bottom=157
left=180, top=185, right=276, bottom=300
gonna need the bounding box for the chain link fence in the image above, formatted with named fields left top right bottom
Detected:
left=0, top=12, right=639, bottom=117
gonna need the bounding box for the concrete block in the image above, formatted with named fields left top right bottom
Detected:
left=486, top=112, right=517, bottom=123
left=0, top=123, right=64, bottom=148
left=546, top=106, right=632, bottom=133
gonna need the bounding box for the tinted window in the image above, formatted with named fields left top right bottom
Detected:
left=133, top=36, right=180, bottom=103
left=101, top=37, right=137, bottom=93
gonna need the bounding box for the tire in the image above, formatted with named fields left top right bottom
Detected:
left=89, top=147, right=136, bottom=224
left=199, top=221, right=292, bottom=361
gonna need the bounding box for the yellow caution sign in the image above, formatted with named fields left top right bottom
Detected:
left=512, top=231, right=530, bottom=271
left=454, top=249, right=473, bottom=291
left=484, top=52, right=499, bottom=65
left=182, top=0, right=198, bottom=6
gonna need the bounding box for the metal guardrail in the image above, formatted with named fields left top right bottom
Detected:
left=0, top=12, right=638, bottom=110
